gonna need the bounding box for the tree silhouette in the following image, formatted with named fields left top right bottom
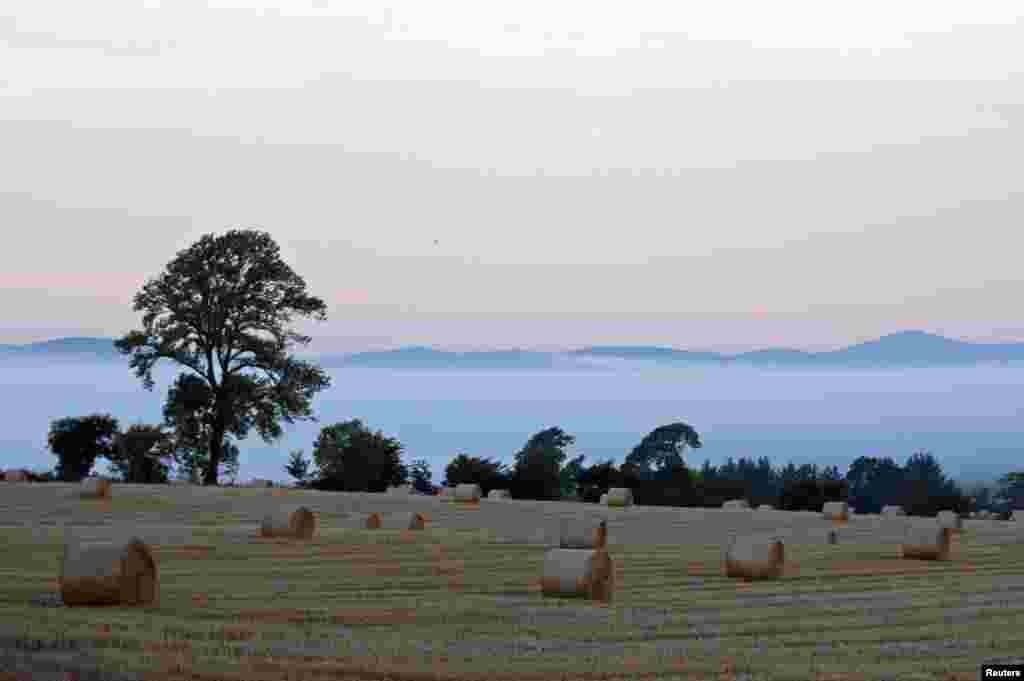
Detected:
left=444, top=453, right=507, bottom=487
left=47, top=413, right=120, bottom=482
left=115, top=228, right=332, bottom=485
left=107, top=423, right=173, bottom=483
left=311, top=419, right=407, bottom=492
left=284, top=449, right=311, bottom=486
left=624, top=422, right=702, bottom=476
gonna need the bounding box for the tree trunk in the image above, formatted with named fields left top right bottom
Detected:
left=204, top=422, right=226, bottom=487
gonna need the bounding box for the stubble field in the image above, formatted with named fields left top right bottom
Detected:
left=1, top=482, right=1023, bottom=680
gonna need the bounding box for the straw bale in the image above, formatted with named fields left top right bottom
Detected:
left=559, top=516, right=608, bottom=549
left=901, top=525, right=952, bottom=561
left=60, top=537, right=158, bottom=606
left=722, top=499, right=749, bottom=510
left=936, top=510, right=963, bottom=532
left=453, top=483, right=482, bottom=503
left=881, top=505, right=905, bottom=517
left=605, top=488, right=633, bottom=507
left=723, top=535, right=785, bottom=581
left=382, top=511, right=426, bottom=530
left=80, top=477, right=112, bottom=499
left=260, top=506, right=317, bottom=539
left=337, top=512, right=383, bottom=530
left=487, top=489, right=510, bottom=500
left=822, top=501, right=849, bottom=522
left=540, top=548, right=614, bottom=601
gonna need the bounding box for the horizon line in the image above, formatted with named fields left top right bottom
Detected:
left=8, top=328, right=1024, bottom=356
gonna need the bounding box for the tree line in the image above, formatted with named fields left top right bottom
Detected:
left=36, top=410, right=1024, bottom=518
left=19, top=228, right=1023, bottom=519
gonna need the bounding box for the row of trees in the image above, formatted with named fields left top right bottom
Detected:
left=40, top=404, right=1023, bottom=518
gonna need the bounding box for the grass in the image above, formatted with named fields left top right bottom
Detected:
left=1, top=485, right=1022, bottom=680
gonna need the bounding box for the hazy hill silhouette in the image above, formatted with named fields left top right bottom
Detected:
left=4, top=330, right=1024, bottom=368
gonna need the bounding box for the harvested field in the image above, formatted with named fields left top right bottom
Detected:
left=1, top=481, right=1023, bottom=680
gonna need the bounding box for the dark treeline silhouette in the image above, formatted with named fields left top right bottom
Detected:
left=28, top=401, right=1024, bottom=520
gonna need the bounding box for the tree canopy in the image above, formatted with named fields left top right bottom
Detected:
left=284, top=449, right=312, bottom=486
left=310, top=419, right=407, bottom=492
left=512, top=427, right=576, bottom=500
left=47, top=413, right=120, bottom=482
left=624, top=422, right=702, bottom=476
left=114, top=228, right=332, bottom=485
left=107, top=423, right=173, bottom=484
left=444, top=453, right=508, bottom=487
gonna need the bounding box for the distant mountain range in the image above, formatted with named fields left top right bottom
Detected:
left=4, top=330, right=1024, bottom=369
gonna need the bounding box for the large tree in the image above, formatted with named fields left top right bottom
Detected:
left=624, top=422, right=702, bottom=476
left=115, top=229, right=332, bottom=485
left=47, top=413, right=121, bottom=482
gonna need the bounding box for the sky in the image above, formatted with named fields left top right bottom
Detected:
left=2, top=1, right=1023, bottom=354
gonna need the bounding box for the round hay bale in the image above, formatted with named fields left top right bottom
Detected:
left=936, top=510, right=963, bottom=532
left=382, top=511, right=426, bottom=530
left=339, top=512, right=383, bottom=530
left=404, top=511, right=426, bottom=530
left=723, top=535, right=785, bottom=581
left=261, top=506, right=317, bottom=540
left=60, top=537, right=158, bottom=607
left=599, top=493, right=608, bottom=505
left=722, top=499, right=749, bottom=510
left=80, top=478, right=112, bottom=499
left=757, top=504, right=775, bottom=511
left=881, top=505, right=905, bottom=517
left=901, top=525, right=952, bottom=561
left=453, top=483, right=482, bottom=503
left=559, top=517, right=608, bottom=549
left=605, top=488, right=633, bottom=508
left=540, top=548, right=614, bottom=602
left=487, top=489, right=510, bottom=500
left=822, top=501, right=849, bottom=522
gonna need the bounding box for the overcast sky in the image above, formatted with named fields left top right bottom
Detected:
left=2, top=1, right=1022, bottom=353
